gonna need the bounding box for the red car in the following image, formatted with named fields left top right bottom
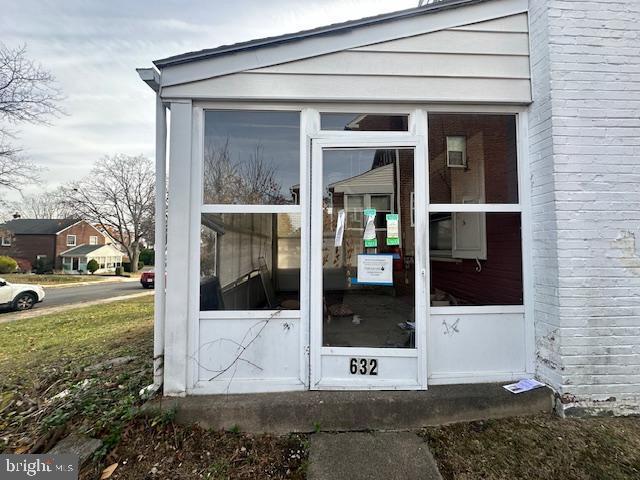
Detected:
left=140, top=271, right=155, bottom=289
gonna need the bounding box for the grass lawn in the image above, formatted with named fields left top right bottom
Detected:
left=422, top=415, right=640, bottom=480
left=2, top=273, right=109, bottom=285
left=0, top=296, right=307, bottom=480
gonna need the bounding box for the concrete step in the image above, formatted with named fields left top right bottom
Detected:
left=146, top=383, right=554, bottom=434
left=308, top=432, right=442, bottom=480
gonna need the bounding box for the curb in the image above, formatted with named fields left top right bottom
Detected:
left=0, top=291, right=154, bottom=324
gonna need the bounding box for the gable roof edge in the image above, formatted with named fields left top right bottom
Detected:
left=156, top=0, right=527, bottom=89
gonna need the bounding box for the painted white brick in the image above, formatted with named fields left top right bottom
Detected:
left=529, top=0, right=640, bottom=415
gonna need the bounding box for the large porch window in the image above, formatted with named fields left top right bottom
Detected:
left=427, top=113, right=522, bottom=307
left=200, top=110, right=302, bottom=312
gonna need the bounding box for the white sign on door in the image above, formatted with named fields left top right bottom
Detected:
left=356, top=254, right=393, bottom=285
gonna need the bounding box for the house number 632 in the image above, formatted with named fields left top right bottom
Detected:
left=349, top=358, right=378, bottom=375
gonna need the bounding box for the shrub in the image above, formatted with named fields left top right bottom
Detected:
left=87, top=259, right=99, bottom=274
left=0, top=256, right=17, bottom=274
left=139, top=248, right=155, bottom=266
left=115, top=266, right=123, bottom=276
left=35, top=257, right=53, bottom=274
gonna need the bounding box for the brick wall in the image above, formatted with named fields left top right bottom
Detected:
left=529, top=0, right=640, bottom=414
left=0, top=235, right=56, bottom=270
left=55, top=222, right=105, bottom=268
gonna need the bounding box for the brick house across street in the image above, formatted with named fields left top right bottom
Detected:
left=137, top=0, right=640, bottom=416
left=0, top=218, right=122, bottom=273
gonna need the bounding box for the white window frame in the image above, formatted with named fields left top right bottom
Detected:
left=89, top=236, right=98, bottom=245
left=66, top=235, right=76, bottom=247
left=1, top=236, right=10, bottom=246
left=190, top=106, right=309, bottom=391
left=184, top=102, right=533, bottom=391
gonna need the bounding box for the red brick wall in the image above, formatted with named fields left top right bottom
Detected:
left=55, top=222, right=105, bottom=269
left=0, top=235, right=56, bottom=270
left=430, top=214, right=523, bottom=305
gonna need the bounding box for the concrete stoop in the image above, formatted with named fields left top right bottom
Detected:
left=308, top=432, right=442, bottom=480
left=145, top=383, right=553, bottom=434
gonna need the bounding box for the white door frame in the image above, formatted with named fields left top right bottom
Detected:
left=309, top=135, right=428, bottom=390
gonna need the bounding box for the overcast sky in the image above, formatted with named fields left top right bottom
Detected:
left=1, top=0, right=416, bottom=201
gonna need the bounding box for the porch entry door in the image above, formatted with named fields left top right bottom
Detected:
left=310, top=138, right=428, bottom=390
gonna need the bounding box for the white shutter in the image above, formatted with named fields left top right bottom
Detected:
left=452, top=211, right=487, bottom=260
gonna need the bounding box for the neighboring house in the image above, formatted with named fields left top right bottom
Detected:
left=138, top=0, right=640, bottom=416
left=0, top=218, right=108, bottom=271
left=60, top=244, right=124, bottom=274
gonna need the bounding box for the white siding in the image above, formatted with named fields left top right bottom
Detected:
left=162, top=13, right=531, bottom=104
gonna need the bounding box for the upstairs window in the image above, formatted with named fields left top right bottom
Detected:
left=1, top=236, right=10, bottom=247
left=89, top=236, right=98, bottom=245
left=66, top=235, right=76, bottom=247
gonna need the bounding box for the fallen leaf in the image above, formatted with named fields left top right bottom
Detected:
left=100, top=463, right=118, bottom=479
left=14, top=446, right=29, bottom=454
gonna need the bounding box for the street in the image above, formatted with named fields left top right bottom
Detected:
left=0, top=280, right=151, bottom=315
left=39, top=281, right=149, bottom=309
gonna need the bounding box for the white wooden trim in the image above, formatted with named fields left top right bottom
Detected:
left=315, top=379, right=422, bottom=391
left=321, top=347, right=418, bottom=358
left=190, top=379, right=305, bottom=395
left=164, top=100, right=193, bottom=395
left=412, top=109, right=429, bottom=390
left=153, top=96, right=167, bottom=388
left=199, top=310, right=301, bottom=320
left=428, top=371, right=526, bottom=384
left=428, top=203, right=521, bottom=212
left=200, top=204, right=301, bottom=214
left=187, top=106, right=204, bottom=391
left=309, top=134, right=426, bottom=390
left=430, top=305, right=525, bottom=315
left=517, top=110, right=535, bottom=375
left=191, top=101, right=527, bottom=115
left=299, top=108, right=317, bottom=388
left=312, top=136, right=421, bottom=148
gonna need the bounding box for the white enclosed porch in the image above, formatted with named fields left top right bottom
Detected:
left=140, top=0, right=536, bottom=396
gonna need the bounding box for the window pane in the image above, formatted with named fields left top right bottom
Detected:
left=428, top=114, right=518, bottom=204
left=203, top=110, right=300, bottom=205
left=200, top=213, right=300, bottom=311
left=430, top=213, right=522, bottom=306
left=322, top=148, right=415, bottom=348
left=321, top=113, right=408, bottom=131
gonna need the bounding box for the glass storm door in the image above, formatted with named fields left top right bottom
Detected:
left=310, top=138, right=427, bottom=390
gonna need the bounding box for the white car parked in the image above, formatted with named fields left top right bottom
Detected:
left=0, top=277, right=46, bottom=311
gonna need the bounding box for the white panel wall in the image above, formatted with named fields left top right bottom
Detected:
left=162, top=14, right=531, bottom=104
left=195, top=316, right=304, bottom=394
left=529, top=0, right=640, bottom=415
left=428, top=312, right=526, bottom=383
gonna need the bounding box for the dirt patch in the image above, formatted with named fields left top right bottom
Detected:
left=421, top=414, right=640, bottom=480
left=93, top=417, right=308, bottom=480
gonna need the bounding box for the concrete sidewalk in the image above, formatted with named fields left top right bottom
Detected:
left=308, top=432, right=442, bottom=480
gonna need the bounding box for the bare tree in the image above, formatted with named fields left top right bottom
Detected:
left=202, top=139, right=287, bottom=204
left=63, top=154, right=154, bottom=273
left=7, top=188, right=75, bottom=219
left=0, top=43, right=62, bottom=191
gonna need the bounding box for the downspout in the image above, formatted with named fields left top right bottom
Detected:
left=136, top=68, right=166, bottom=394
